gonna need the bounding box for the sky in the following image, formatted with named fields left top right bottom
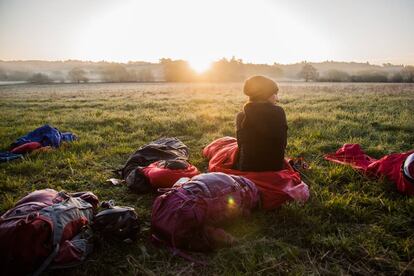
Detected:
left=0, top=0, right=413, bottom=71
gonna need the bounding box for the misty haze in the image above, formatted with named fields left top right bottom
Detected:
left=0, top=0, right=413, bottom=275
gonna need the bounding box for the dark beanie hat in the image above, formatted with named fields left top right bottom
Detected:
left=243, top=75, right=279, bottom=101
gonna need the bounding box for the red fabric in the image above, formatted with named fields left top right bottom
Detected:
left=60, top=217, right=89, bottom=244
left=0, top=214, right=53, bottom=275
left=324, top=143, right=377, bottom=171
left=53, top=239, right=83, bottom=265
left=142, top=161, right=200, bottom=188
left=10, top=141, right=42, bottom=154
left=325, top=144, right=414, bottom=195
left=203, top=137, right=310, bottom=210
left=0, top=189, right=98, bottom=274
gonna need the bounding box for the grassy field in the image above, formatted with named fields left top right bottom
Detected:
left=0, top=82, right=413, bottom=275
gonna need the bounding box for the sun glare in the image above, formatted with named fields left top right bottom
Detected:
left=188, top=59, right=212, bottom=74
left=74, top=0, right=334, bottom=65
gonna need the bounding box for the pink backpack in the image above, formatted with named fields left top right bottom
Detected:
left=151, top=172, right=260, bottom=254
left=0, top=189, right=98, bottom=275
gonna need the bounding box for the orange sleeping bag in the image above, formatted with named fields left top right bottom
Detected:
left=203, top=137, right=310, bottom=210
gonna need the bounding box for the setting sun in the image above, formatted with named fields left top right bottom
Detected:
left=188, top=59, right=212, bottom=74
left=1, top=0, right=414, bottom=275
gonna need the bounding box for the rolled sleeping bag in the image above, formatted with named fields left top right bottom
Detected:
left=126, top=160, right=200, bottom=193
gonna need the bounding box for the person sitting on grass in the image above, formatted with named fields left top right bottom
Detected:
left=235, top=75, right=287, bottom=172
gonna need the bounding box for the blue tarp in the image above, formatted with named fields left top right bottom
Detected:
left=11, top=124, right=77, bottom=149
left=1, top=124, right=77, bottom=163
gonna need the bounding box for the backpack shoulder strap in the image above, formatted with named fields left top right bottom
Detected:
left=32, top=244, right=60, bottom=276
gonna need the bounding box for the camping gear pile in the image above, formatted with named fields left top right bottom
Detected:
left=117, top=137, right=200, bottom=193
left=0, top=136, right=312, bottom=273
left=2, top=134, right=413, bottom=273
left=120, top=137, right=310, bottom=255
left=0, top=124, right=77, bottom=163
left=0, top=189, right=139, bottom=275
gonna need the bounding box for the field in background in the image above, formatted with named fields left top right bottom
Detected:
left=0, top=82, right=413, bottom=275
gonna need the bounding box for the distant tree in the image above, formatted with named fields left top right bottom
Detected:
left=160, top=58, right=196, bottom=82
left=350, top=71, right=388, bottom=82
left=100, top=64, right=131, bottom=82
left=205, top=57, right=245, bottom=82
left=51, top=70, right=66, bottom=83
left=29, top=73, right=51, bottom=84
left=401, top=66, right=414, bottom=82
left=298, top=63, right=319, bottom=82
left=134, top=68, right=154, bottom=82
left=242, top=63, right=283, bottom=80
left=389, top=72, right=403, bottom=83
left=4, top=71, right=31, bottom=81
left=0, top=69, right=7, bottom=80
left=68, top=67, right=88, bottom=83
left=320, top=70, right=350, bottom=82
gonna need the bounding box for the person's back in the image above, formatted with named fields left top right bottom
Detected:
left=235, top=76, right=287, bottom=171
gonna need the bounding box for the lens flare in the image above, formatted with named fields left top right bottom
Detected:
left=227, top=196, right=235, bottom=207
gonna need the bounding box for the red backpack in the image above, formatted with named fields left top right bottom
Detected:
left=0, top=189, right=99, bottom=275
left=151, top=172, right=260, bottom=254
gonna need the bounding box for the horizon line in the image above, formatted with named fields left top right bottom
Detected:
left=0, top=58, right=412, bottom=67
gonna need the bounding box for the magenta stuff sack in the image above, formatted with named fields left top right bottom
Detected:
left=151, top=172, right=260, bottom=252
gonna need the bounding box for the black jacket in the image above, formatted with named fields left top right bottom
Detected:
left=235, top=102, right=287, bottom=171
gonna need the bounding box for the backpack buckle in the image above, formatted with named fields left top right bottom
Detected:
left=25, top=212, right=39, bottom=223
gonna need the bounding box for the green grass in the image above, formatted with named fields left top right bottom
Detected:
left=0, top=82, right=413, bottom=275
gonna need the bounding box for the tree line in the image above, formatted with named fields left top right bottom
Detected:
left=1, top=59, right=413, bottom=83
left=160, top=59, right=414, bottom=83
left=160, top=57, right=283, bottom=82
left=0, top=63, right=155, bottom=84
left=298, top=63, right=414, bottom=83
